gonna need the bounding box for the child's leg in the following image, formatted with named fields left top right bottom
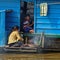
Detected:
left=6, top=43, right=15, bottom=47
left=11, top=41, right=23, bottom=47
left=5, top=41, right=23, bottom=47
left=29, top=29, right=34, bottom=33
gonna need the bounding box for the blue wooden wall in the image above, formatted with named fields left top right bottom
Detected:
left=0, top=0, right=20, bottom=46
left=0, top=11, right=6, bottom=46
left=35, top=0, right=60, bottom=35
left=0, top=0, right=60, bottom=46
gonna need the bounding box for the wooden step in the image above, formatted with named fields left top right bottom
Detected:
left=4, top=47, right=37, bottom=52
left=42, top=48, right=60, bottom=51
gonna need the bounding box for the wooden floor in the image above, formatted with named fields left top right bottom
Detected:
left=0, top=47, right=60, bottom=60
left=0, top=47, right=60, bottom=54
left=0, top=52, right=60, bottom=60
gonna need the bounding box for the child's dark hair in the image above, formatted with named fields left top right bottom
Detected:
left=12, top=26, right=19, bottom=31
left=25, top=14, right=30, bottom=18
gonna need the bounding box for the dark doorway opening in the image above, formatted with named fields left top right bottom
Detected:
left=20, top=1, right=34, bottom=32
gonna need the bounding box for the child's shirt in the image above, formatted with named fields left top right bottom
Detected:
left=8, top=31, right=21, bottom=44
left=23, top=20, right=32, bottom=33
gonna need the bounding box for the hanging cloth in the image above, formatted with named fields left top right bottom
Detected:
left=40, top=3, right=48, bottom=16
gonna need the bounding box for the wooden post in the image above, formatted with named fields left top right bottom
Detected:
left=25, top=37, right=28, bottom=44
left=41, top=32, right=44, bottom=48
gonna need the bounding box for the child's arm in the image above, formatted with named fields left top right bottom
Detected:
left=16, top=31, right=24, bottom=41
left=29, top=21, right=34, bottom=27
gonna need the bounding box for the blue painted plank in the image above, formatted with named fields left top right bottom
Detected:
left=36, top=18, right=60, bottom=23
left=36, top=24, right=57, bottom=28
left=0, top=11, right=6, bottom=46
left=36, top=3, right=60, bottom=35
left=36, top=29, right=60, bottom=35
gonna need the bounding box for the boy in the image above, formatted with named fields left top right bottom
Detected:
left=7, top=26, right=23, bottom=47
left=23, top=15, right=34, bottom=33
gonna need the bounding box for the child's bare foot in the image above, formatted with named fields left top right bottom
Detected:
left=28, top=44, right=35, bottom=47
left=5, top=45, right=9, bottom=48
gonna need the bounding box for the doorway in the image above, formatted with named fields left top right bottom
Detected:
left=20, top=1, right=34, bottom=32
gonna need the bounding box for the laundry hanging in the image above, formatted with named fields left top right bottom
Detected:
left=40, top=3, right=48, bottom=16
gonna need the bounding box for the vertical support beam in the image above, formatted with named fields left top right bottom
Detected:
left=41, top=32, right=44, bottom=48
left=19, top=0, right=21, bottom=27
left=0, top=10, right=6, bottom=46
left=34, top=0, right=36, bottom=33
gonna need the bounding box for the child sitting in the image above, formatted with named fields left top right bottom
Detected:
left=23, top=15, right=34, bottom=33
left=6, top=26, right=24, bottom=47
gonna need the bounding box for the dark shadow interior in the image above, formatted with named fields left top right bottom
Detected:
left=20, top=1, right=34, bottom=32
